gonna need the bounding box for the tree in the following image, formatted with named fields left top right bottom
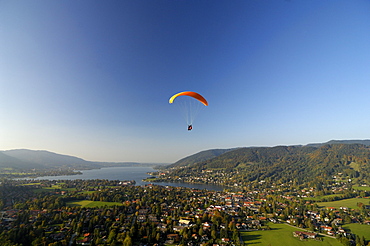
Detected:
left=211, top=229, right=217, bottom=240
left=198, top=228, right=204, bottom=236
left=123, top=235, right=132, bottom=246
left=339, top=237, right=351, bottom=246
left=107, top=229, right=117, bottom=244
left=360, top=236, right=365, bottom=246
left=95, top=237, right=103, bottom=245
left=220, top=228, right=227, bottom=239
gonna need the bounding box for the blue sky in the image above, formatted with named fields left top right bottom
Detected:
left=0, top=0, right=369, bottom=163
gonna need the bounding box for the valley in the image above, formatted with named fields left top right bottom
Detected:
left=1, top=142, right=370, bottom=245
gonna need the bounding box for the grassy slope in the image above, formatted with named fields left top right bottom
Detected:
left=304, top=194, right=342, bottom=202
left=317, top=198, right=370, bottom=209
left=66, top=200, right=123, bottom=208
left=342, top=223, right=370, bottom=241
left=353, top=186, right=370, bottom=191
left=241, top=223, right=342, bottom=246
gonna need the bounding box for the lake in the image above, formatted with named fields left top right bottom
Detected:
left=33, top=166, right=227, bottom=191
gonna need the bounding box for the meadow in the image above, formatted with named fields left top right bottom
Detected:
left=304, top=194, right=343, bottom=202
left=353, top=186, right=370, bottom=191
left=342, top=223, right=370, bottom=241
left=25, top=182, right=118, bottom=195
left=317, top=198, right=370, bottom=209
left=240, top=223, right=342, bottom=246
left=66, top=200, right=123, bottom=208
left=27, top=183, right=77, bottom=194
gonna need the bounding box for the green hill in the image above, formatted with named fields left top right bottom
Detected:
left=307, top=139, right=370, bottom=147
left=168, top=143, right=370, bottom=185
left=166, top=148, right=235, bottom=168
left=0, top=149, right=99, bottom=171
left=3, top=149, right=89, bottom=167
left=0, top=151, right=41, bottom=170
left=0, top=149, right=160, bottom=171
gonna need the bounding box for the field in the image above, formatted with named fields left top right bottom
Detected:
left=30, top=185, right=77, bottom=194
left=317, top=198, right=370, bottom=209
left=240, top=223, right=342, bottom=246
left=304, top=194, right=342, bottom=202
left=66, top=200, right=123, bottom=208
left=25, top=183, right=110, bottom=195
left=342, top=223, right=370, bottom=241
left=353, top=186, right=370, bottom=191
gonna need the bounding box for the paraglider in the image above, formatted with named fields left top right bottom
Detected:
left=169, top=91, right=208, bottom=106
left=169, top=91, right=208, bottom=131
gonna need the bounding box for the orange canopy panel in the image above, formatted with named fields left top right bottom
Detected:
left=169, top=91, right=208, bottom=106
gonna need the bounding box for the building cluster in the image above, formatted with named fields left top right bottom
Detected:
left=0, top=177, right=369, bottom=245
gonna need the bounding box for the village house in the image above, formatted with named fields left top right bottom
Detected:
left=293, top=231, right=317, bottom=239
left=166, top=234, right=180, bottom=244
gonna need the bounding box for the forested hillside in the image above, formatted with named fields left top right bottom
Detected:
left=0, top=149, right=99, bottom=171
left=3, top=149, right=89, bottom=167
left=0, top=149, right=157, bottom=173
left=166, top=148, right=235, bottom=168
left=307, top=139, right=370, bottom=147
left=0, top=152, right=42, bottom=169
left=164, top=144, right=370, bottom=186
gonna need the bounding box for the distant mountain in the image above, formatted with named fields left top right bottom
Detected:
left=167, top=140, right=370, bottom=169
left=166, top=148, right=236, bottom=169
left=0, top=149, right=98, bottom=170
left=0, top=151, right=42, bottom=169
left=0, top=149, right=164, bottom=171
left=3, top=149, right=89, bottom=166
left=167, top=143, right=370, bottom=185
left=307, top=139, right=370, bottom=147
left=3, top=139, right=370, bottom=172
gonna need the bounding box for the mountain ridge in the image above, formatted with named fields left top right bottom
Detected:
left=306, top=139, right=370, bottom=147
left=0, top=149, right=159, bottom=170
left=166, top=148, right=236, bottom=168
left=161, top=142, right=370, bottom=186
left=3, top=149, right=89, bottom=166
left=166, top=139, right=370, bottom=169
left=1, top=139, right=370, bottom=171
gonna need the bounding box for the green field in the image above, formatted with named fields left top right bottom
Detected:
left=304, top=194, right=342, bottom=202
left=43, top=185, right=76, bottom=191
left=342, top=223, right=370, bottom=241
left=25, top=183, right=103, bottom=195
left=241, top=223, right=342, bottom=246
left=353, top=186, right=370, bottom=191
left=66, top=200, right=123, bottom=208
left=31, top=185, right=77, bottom=194
left=143, top=177, right=158, bottom=182
left=317, top=198, right=370, bottom=209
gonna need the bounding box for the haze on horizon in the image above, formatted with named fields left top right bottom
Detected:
left=0, top=0, right=369, bottom=163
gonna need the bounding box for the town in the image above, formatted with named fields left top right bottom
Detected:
left=0, top=175, right=369, bottom=246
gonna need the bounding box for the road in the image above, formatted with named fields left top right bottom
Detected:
left=69, top=233, right=77, bottom=246
left=283, top=222, right=336, bottom=239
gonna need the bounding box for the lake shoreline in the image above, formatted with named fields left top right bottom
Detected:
left=24, top=166, right=228, bottom=191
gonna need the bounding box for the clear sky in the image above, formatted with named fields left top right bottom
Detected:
left=1, top=0, right=369, bottom=163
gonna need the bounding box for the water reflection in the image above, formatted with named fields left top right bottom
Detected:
left=30, top=166, right=228, bottom=191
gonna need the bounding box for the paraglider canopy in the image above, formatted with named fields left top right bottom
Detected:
left=169, top=91, right=208, bottom=130
left=169, top=91, right=208, bottom=106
